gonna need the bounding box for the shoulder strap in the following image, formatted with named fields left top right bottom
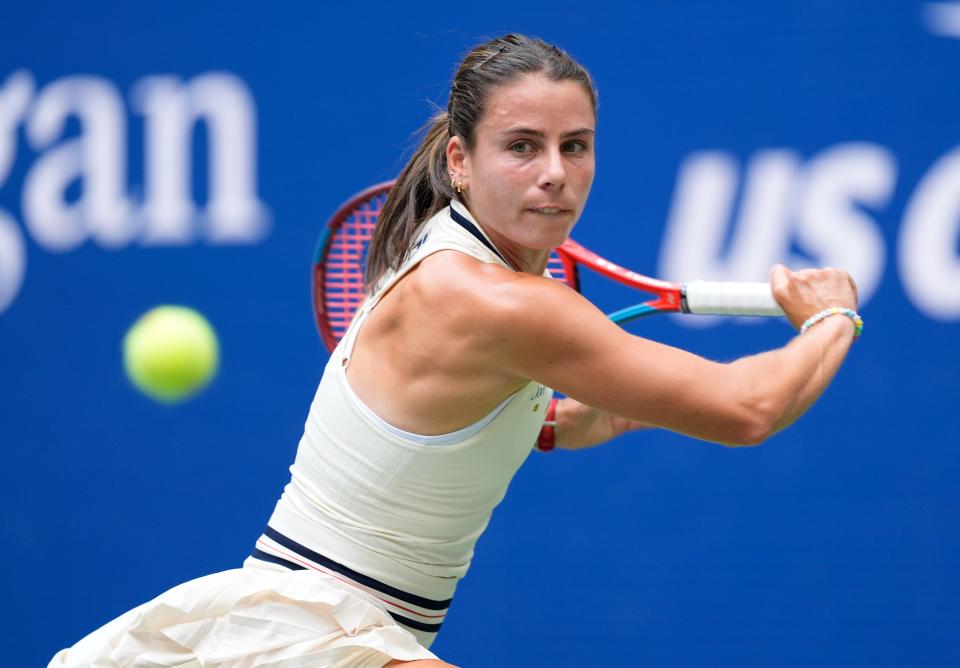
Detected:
left=365, top=202, right=514, bottom=307
left=447, top=205, right=514, bottom=269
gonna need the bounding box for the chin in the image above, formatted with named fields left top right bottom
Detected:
left=527, top=232, right=571, bottom=251
left=522, top=217, right=576, bottom=244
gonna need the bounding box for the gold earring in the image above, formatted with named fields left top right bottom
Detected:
left=456, top=180, right=463, bottom=194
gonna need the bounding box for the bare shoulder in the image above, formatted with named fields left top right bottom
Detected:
left=412, top=251, right=584, bottom=339
left=410, top=250, right=621, bottom=377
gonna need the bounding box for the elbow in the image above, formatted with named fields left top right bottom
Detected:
left=699, top=361, right=796, bottom=447
left=727, top=421, right=773, bottom=447
left=723, top=404, right=779, bottom=448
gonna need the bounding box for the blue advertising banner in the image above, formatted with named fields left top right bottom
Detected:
left=2, top=2, right=958, bottom=666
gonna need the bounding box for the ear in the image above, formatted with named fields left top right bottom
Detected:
left=446, top=135, right=469, bottom=179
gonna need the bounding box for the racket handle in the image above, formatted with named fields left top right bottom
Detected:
left=683, top=281, right=784, bottom=317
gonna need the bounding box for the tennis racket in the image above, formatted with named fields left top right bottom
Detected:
left=313, top=181, right=784, bottom=351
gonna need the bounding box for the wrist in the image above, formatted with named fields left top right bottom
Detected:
left=800, top=307, right=863, bottom=340
left=535, top=398, right=559, bottom=452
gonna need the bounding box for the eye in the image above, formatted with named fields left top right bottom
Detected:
left=509, top=141, right=535, bottom=154
left=562, top=140, right=588, bottom=153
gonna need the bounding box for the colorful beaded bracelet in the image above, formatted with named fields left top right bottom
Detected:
left=800, top=307, right=863, bottom=339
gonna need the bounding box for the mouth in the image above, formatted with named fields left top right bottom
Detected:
left=528, top=207, right=571, bottom=215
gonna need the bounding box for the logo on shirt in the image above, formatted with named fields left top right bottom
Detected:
left=530, top=384, right=546, bottom=412
left=410, top=231, right=430, bottom=253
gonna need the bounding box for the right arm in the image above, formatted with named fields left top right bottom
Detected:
left=482, top=264, right=859, bottom=447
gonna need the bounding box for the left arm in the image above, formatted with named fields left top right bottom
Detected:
left=553, top=397, right=649, bottom=450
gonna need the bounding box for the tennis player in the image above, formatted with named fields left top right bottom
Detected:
left=50, top=34, right=860, bottom=667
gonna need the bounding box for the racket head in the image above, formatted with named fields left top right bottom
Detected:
left=313, top=181, right=580, bottom=351
left=312, top=181, right=392, bottom=351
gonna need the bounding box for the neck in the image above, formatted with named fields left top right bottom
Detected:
left=449, top=199, right=553, bottom=275
left=482, top=226, right=552, bottom=275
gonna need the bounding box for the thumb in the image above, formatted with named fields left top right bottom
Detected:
left=769, top=264, right=795, bottom=317
left=769, top=263, right=790, bottom=292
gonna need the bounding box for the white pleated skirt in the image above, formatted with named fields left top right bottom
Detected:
left=48, top=563, right=439, bottom=667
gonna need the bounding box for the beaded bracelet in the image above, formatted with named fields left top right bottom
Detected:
left=800, top=307, right=864, bottom=339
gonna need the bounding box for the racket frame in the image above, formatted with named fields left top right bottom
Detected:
left=312, top=181, right=393, bottom=351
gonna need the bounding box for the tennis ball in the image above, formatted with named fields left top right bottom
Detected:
left=123, top=305, right=220, bottom=403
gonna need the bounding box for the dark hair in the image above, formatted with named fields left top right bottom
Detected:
left=363, top=33, right=597, bottom=290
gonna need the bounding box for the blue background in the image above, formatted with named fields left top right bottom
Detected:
left=2, top=2, right=958, bottom=666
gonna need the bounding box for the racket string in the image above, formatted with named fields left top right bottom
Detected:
left=324, top=195, right=386, bottom=340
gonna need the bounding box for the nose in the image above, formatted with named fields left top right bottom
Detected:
left=537, top=146, right=566, bottom=190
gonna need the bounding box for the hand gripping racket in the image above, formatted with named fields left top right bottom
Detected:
left=313, top=181, right=784, bottom=351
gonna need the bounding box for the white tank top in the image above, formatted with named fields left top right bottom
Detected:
left=248, top=200, right=553, bottom=646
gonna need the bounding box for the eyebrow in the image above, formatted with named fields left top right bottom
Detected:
left=499, top=127, right=595, bottom=139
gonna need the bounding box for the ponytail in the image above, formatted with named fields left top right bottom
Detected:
left=363, top=111, right=456, bottom=291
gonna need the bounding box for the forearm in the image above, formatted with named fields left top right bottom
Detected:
left=553, top=397, right=650, bottom=450
left=729, top=315, right=856, bottom=440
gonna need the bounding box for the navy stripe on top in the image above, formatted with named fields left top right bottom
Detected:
left=386, top=611, right=443, bottom=633
left=260, top=526, right=453, bottom=611
left=250, top=547, right=443, bottom=632
left=251, top=547, right=305, bottom=571
left=448, top=206, right=513, bottom=268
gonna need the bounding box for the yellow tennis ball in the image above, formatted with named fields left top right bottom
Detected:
left=123, top=305, right=220, bottom=403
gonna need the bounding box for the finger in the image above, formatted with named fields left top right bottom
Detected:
left=793, top=268, right=819, bottom=281
left=769, top=264, right=790, bottom=290
left=769, top=264, right=794, bottom=304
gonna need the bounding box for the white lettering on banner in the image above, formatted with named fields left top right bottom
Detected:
left=0, top=211, right=25, bottom=313
left=23, top=76, right=132, bottom=251
left=659, top=152, right=736, bottom=281
left=660, top=151, right=798, bottom=284
left=899, top=146, right=960, bottom=319
left=659, top=145, right=900, bottom=323
left=794, top=143, right=895, bottom=306
left=133, top=73, right=268, bottom=244
left=0, top=71, right=33, bottom=185
left=923, top=2, right=960, bottom=38
left=0, top=71, right=33, bottom=314
left=0, top=70, right=269, bottom=315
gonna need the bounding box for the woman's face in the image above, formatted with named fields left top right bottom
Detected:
left=448, top=73, right=596, bottom=269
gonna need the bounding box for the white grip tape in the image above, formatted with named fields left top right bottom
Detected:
left=683, top=281, right=784, bottom=316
